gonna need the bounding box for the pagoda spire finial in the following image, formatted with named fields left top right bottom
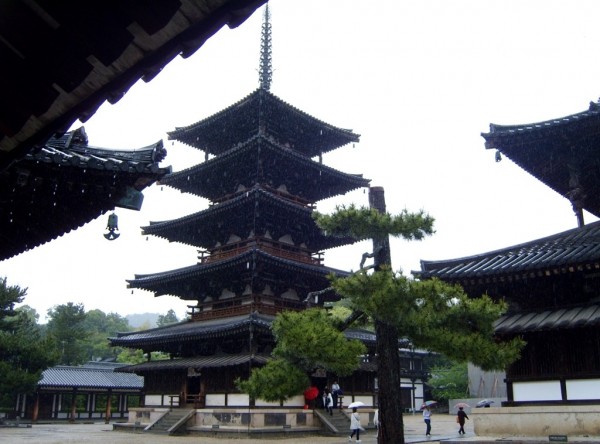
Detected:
left=258, top=3, right=272, bottom=91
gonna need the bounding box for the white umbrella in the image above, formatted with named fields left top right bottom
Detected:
left=348, top=401, right=365, bottom=409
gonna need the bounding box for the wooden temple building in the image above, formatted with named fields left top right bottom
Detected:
left=110, top=7, right=431, bottom=414
left=418, top=100, right=600, bottom=407
left=16, top=362, right=143, bottom=423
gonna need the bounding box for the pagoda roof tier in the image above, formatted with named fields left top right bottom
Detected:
left=160, top=135, right=370, bottom=202
left=417, top=220, right=600, bottom=282
left=0, top=127, right=170, bottom=261
left=482, top=100, right=600, bottom=218
left=110, top=312, right=409, bottom=357
left=128, top=248, right=350, bottom=300
left=142, top=186, right=356, bottom=251
left=168, top=88, right=360, bottom=158
left=110, top=312, right=274, bottom=350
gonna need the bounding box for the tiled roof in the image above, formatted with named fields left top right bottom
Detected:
left=494, top=304, right=600, bottom=334
left=39, top=363, right=143, bottom=391
left=168, top=89, right=360, bottom=158
left=142, top=186, right=357, bottom=251
left=418, top=220, right=600, bottom=280
left=483, top=101, right=600, bottom=138
left=115, top=352, right=270, bottom=373
left=1, top=0, right=267, bottom=169
left=110, top=312, right=275, bottom=347
left=160, top=135, right=369, bottom=202
left=127, top=248, right=350, bottom=299
left=481, top=100, right=600, bottom=218
left=0, top=127, right=170, bottom=261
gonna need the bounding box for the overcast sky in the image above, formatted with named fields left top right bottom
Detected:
left=2, top=0, right=600, bottom=322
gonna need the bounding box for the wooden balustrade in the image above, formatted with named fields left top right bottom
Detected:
left=189, top=296, right=305, bottom=321
left=198, top=237, right=322, bottom=266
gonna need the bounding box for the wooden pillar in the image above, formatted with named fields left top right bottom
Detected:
left=105, top=391, right=112, bottom=424
left=69, top=390, right=77, bottom=423
left=32, top=393, right=40, bottom=423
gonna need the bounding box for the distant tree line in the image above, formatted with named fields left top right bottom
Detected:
left=0, top=277, right=180, bottom=413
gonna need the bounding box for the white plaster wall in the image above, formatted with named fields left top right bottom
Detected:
left=566, top=379, right=600, bottom=400
left=227, top=393, right=250, bottom=406
left=512, top=380, right=562, bottom=401
left=144, top=395, right=163, bottom=406
left=205, top=394, right=226, bottom=406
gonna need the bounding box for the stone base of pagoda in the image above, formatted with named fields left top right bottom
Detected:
left=115, top=407, right=323, bottom=437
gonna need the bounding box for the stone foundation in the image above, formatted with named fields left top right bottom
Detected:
left=473, top=405, right=600, bottom=436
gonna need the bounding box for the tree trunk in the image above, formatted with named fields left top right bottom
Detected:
left=370, top=186, right=405, bottom=444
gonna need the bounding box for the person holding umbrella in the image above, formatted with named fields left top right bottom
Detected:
left=423, top=406, right=432, bottom=436
left=457, top=406, right=469, bottom=434
left=348, top=407, right=362, bottom=443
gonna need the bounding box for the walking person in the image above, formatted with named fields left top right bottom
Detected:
left=423, top=406, right=432, bottom=436
left=349, top=407, right=362, bottom=443
left=331, top=381, right=340, bottom=409
left=325, top=389, right=334, bottom=416
left=457, top=406, right=469, bottom=434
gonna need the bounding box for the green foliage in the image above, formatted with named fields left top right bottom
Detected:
left=331, top=269, right=525, bottom=371
left=236, top=359, right=309, bottom=402
left=237, top=308, right=367, bottom=401
left=313, top=204, right=434, bottom=242
left=0, top=278, right=58, bottom=409
left=81, top=310, right=132, bottom=361
left=428, top=361, right=469, bottom=403
left=272, top=308, right=367, bottom=376
left=157, top=309, right=179, bottom=327
left=46, top=302, right=88, bottom=365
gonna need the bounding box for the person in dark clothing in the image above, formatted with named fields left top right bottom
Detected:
left=457, top=407, right=469, bottom=434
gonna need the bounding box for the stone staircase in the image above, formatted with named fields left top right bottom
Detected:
left=145, top=408, right=194, bottom=435
left=316, top=408, right=351, bottom=436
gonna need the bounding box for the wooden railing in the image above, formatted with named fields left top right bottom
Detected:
left=198, top=237, right=323, bottom=266
left=189, top=296, right=305, bottom=321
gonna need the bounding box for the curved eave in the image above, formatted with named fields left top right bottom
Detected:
left=110, top=313, right=274, bottom=348
left=494, top=304, right=600, bottom=335
left=417, top=220, right=600, bottom=281
left=142, top=187, right=356, bottom=250
left=160, top=135, right=370, bottom=201
left=1, top=0, right=268, bottom=170
left=168, top=88, right=360, bottom=157
left=0, top=140, right=169, bottom=261
left=128, top=248, right=350, bottom=298
left=481, top=101, right=600, bottom=218
left=482, top=101, right=600, bottom=147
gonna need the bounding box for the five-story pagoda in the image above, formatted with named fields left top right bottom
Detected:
left=111, top=6, right=370, bottom=408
